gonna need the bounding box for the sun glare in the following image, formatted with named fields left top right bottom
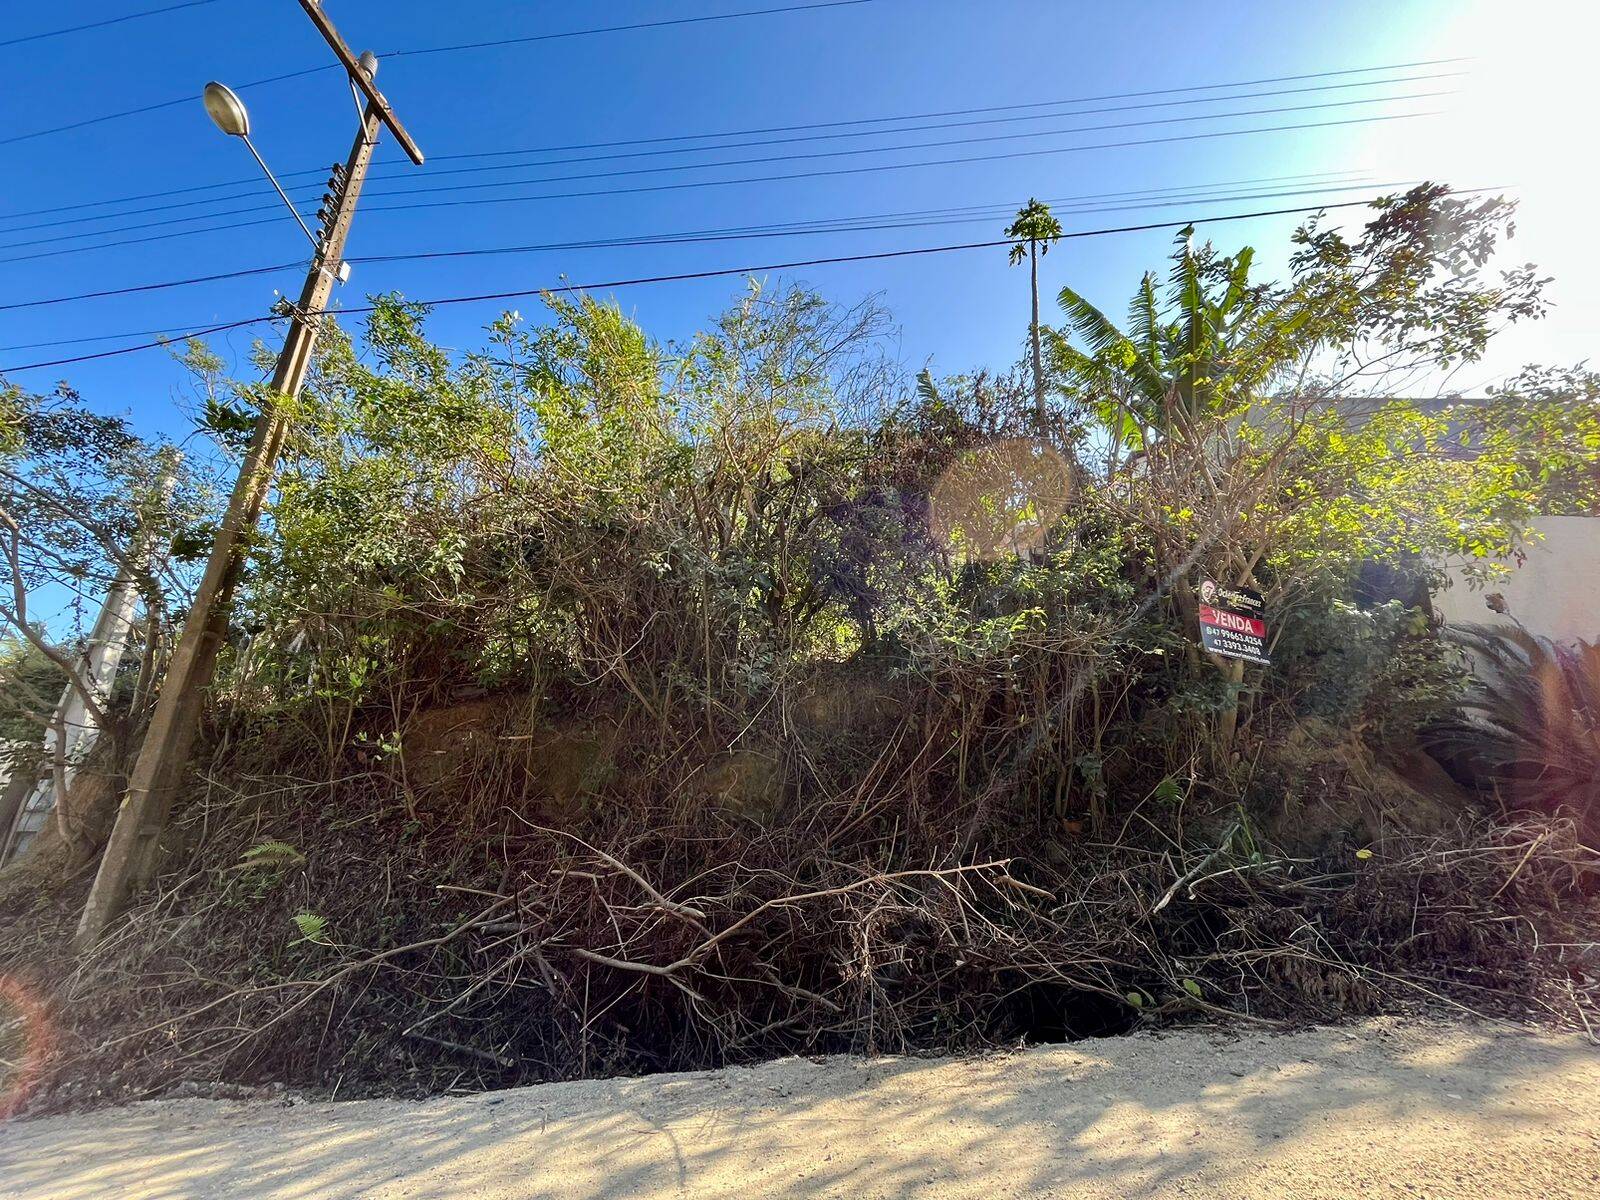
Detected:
left=1365, top=0, right=1600, bottom=379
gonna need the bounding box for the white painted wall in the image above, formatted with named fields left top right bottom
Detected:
left=1433, top=516, right=1600, bottom=643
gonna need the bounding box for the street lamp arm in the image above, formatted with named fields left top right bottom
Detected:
left=239, top=135, right=320, bottom=252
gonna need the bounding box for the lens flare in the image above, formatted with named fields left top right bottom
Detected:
left=0, top=976, right=53, bottom=1120
left=929, top=437, right=1073, bottom=562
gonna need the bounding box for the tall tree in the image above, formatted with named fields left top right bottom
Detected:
left=1005, top=199, right=1063, bottom=427
left=0, top=386, right=198, bottom=863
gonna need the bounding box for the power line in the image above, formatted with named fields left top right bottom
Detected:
left=0, top=173, right=1378, bottom=315
left=0, top=71, right=1460, bottom=236
left=25, top=182, right=1364, bottom=350
left=357, top=178, right=1417, bottom=265
left=0, top=64, right=333, bottom=149
left=0, top=0, right=224, bottom=49
left=0, top=87, right=1445, bottom=245
left=0, top=0, right=884, bottom=147
left=247, top=114, right=1461, bottom=256
left=2, top=317, right=268, bottom=372
left=424, top=58, right=1467, bottom=161
left=0, top=193, right=1443, bottom=375
left=368, top=76, right=1458, bottom=188
left=0, top=73, right=1452, bottom=234
left=0, top=58, right=1466, bottom=221
left=0, top=261, right=302, bottom=315
left=0, top=104, right=1442, bottom=262
left=384, top=0, right=880, bottom=59
left=358, top=91, right=1452, bottom=203
left=0, top=112, right=1433, bottom=268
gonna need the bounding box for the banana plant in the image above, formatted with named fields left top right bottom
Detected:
left=1048, top=226, right=1310, bottom=466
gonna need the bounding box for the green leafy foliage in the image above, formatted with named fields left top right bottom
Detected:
left=0, top=636, right=67, bottom=749
left=291, top=912, right=330, bottom=946
left=1153, top=776, right=1184, bottom=805
left=1280, top=600, right=1469, bottom=749
left=1037, top=186, right=1592, bottom=759
left=116, top=188, right=1581, bottom=834
left=238, top=840, right=305, bottom=871
left=0, top=385, right=216, bottom=779
left=167, top=211, right=1587, bottom=840
left=1005, top=197, right=1063, bottom=266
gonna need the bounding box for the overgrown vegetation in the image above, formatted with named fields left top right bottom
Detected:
left=0, top=388, right=208, bottom=865
left=0, top=186, right=1597, bottom=1110
left=1429, top=625, right=1600, bottom=843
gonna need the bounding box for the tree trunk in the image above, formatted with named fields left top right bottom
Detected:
left=1175, top=574, right=1244, bottom=763
left=1029, top=242, right=1046, bottom=426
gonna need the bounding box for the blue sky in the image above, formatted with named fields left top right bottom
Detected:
left=0, top=0, right=1593, bottom=442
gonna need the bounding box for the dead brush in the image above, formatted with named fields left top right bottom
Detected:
left=14, top=768, right=1596, bottom=1111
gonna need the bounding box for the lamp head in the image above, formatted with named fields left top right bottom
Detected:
left=202, top=82, right=250, bottom=138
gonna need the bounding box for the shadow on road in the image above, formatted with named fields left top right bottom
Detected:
left=2, top=1020, right=1596, bottom=1199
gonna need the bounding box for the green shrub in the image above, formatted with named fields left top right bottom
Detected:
left=1429, top=625, right=1600, bottom=840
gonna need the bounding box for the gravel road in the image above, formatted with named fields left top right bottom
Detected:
left=3, top=1018, right=1598, bottom=1198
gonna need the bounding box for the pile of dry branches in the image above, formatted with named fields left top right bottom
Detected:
left=7, top=745, right=1594, bottom=1112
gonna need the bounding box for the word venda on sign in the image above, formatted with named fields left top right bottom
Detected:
left=1198, top=605, right=1265, bottom=636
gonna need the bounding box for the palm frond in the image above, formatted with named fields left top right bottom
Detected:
left=1427, top=623, right=1600, bottom=841
left=1220, top=247, right=1257, bottom=316
left=1166, top=235, right=1211, bottom=415
left=1126, top=273, right=1164, bottom=369
left=1057, top=285, right=1166, bottom=407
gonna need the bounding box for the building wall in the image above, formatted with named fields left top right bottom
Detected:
left=1433, top=516, right=1600, bottom=642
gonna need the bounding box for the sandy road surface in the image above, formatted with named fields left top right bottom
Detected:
left=2, top=1019, right=1598, bottom=1199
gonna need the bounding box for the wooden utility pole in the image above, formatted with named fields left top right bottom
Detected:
left=76, top=3, right=424, bottom=944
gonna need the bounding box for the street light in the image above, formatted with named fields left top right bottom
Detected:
left=201, top=81, right=250, bottom=137
left=78, top=2, right=428, bottom=948
left=202, top=80, right=320, bottom=253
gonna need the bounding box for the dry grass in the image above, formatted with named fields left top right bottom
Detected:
left=3, top=705, right=1595, bottom=1114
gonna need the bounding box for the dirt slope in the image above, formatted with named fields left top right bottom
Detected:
left=3, top=1018, right=1598, bottom=1199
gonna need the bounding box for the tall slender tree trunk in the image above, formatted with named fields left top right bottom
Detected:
left=1029, top=241, right=1047, bottom=426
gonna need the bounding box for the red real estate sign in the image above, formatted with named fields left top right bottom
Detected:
left=1197, top=582, right=1270, bottom=665
left=1198, top=605, right=1265, bottom=637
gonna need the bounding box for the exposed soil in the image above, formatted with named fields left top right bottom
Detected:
left=3, top=1018, right=1598, bottom=1199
